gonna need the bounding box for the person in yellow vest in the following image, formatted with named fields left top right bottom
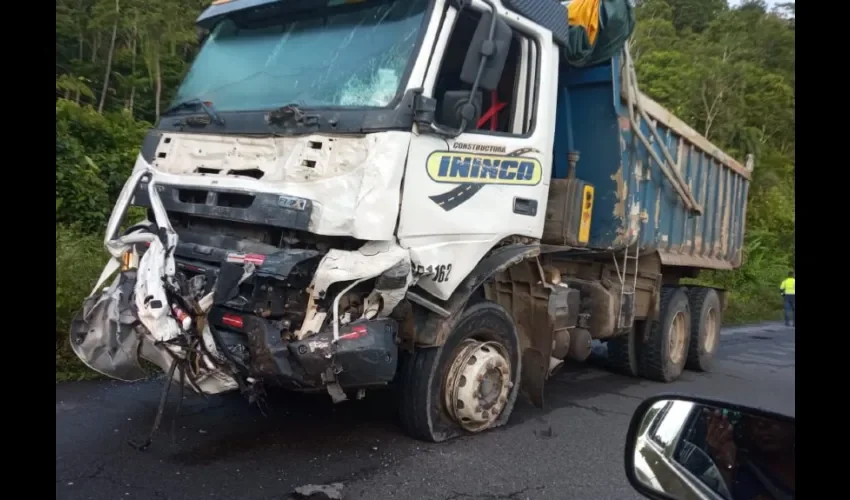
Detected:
left=779, top=271, right=795, bottom=327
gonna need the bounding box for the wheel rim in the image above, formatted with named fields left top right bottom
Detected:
left=667, top=311, right=686, bottom=365
left=704, top=307, right=718, bottom=354
left=444, top=339, right=513, bottom=433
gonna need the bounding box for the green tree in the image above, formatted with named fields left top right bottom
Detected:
left=665, top=0, right=728, bottom=33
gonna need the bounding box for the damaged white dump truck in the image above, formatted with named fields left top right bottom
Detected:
left=70, top=0, right=753, bottom=444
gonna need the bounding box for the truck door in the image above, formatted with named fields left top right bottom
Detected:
left=398, top=1, right=558, bottom=301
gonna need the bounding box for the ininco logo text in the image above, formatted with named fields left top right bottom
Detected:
left=426, top=148, right=542, bottom=210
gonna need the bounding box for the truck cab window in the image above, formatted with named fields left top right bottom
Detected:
left=433, top=10, right=537, bottom=135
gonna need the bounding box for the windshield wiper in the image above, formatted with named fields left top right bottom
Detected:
left=267, top=103, right=319, bottom=127
left=163, top=98, right=225, bottom=125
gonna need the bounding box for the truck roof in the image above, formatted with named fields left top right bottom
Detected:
left=197, top=0, right=285, bottom=29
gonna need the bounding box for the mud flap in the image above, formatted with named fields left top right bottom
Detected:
left=486, top=260, right=574, bottom=409
left=521, top=348, right=548, bottom=408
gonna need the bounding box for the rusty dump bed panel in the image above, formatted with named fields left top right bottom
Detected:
left=552, top=56, right=752, bottom=270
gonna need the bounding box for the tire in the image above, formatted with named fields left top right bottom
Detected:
left=607, top=322, right=641, bottom=377
left=639, top=287, right=691, bottom=382
left=397, top=300, right=521, bottom=443
left=685, top=287, right=721, bottom=372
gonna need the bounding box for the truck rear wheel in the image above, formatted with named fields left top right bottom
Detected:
left=639, top=287, right=691, bottom=382
left=397, top=301, right=521, bottom=443
left=685, top=287, right=721, bottom=372
left=606, top=323, right=641, bottom=377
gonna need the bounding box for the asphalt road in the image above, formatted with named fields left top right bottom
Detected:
left=56, top=322, right=795, bottom=500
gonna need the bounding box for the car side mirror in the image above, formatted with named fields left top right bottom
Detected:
left=624, top=394, right=795, bottom=500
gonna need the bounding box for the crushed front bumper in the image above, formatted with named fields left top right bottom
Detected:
left=69, top=167, right=410, bottom=400
left=70, top=168, right=241, bottom=394
left=218, top=312, right=399, bottom=390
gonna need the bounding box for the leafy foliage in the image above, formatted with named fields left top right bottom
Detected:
left=56, top=100, right=149, bottom=232
left=54, top=0, right=795, bottom=379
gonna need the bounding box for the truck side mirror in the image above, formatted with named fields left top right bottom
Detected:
left=439, top=90, right=482, bottom=130
left=459, top=11, right=512, bottom=91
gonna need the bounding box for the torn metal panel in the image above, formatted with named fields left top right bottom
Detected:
left=309, top=241, right=412, bottom=299
left=69, top=270, right=147, bottom=382
left=72, top=170, right=241, bottom=396
left=135, top=237, right=182, bottom=343
left=303, top=241, right=412, bottom=342
left=70, top=263, right=240, bottom=395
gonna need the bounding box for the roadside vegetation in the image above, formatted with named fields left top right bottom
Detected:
left=55, top=0, right=795, bottom=380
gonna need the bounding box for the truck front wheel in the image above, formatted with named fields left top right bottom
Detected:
left=639, top=287, right=691, bottom=382
left=397, top=301, right=521, bottom=443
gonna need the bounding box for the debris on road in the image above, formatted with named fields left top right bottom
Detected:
left=292, top=482, right=344, bottom=500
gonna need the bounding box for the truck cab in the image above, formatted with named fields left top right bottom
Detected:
left=71, top=0, right=751, bottom=444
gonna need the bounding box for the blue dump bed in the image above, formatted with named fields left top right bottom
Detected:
left=553, top=55, right=752, bottom=270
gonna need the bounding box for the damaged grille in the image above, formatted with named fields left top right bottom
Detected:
left=131, top=182, right=313, bottom=231
left=163, top=218, right=362, bottom=339
left=171, top=236, right=323, bottom=337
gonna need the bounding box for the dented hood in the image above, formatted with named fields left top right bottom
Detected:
left=134, top=131, right=411, bottom=240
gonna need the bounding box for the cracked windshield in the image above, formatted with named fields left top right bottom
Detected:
left=172, top=0, right=429, bottom=112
